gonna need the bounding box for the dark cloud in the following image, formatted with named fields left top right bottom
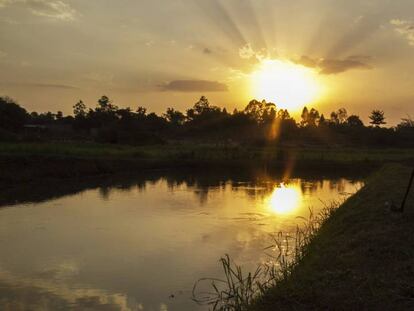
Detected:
left=295, top=55, right=372, bottom=74
left=296, top=55, right=318, bottom=68
left=319, top=57, right=371, bottom=74
left=203, top=47, right=212, bottom=54
left=159, top=80, right=228, bottom=92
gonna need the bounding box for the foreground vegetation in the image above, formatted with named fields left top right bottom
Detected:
left=251, top=164, right=414, bottom=310
left=193, top=204, right=340, bottom=310
left=192, top=164, right=414, bottom=310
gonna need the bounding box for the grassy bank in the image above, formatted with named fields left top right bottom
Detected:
left=1, top=141, right=413, bottom=189
left=1, top=142, right=414, bottom=163
left=249, top=164, right=414, bottom=310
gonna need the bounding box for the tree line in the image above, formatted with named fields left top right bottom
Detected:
left=0, top=95, right=413, bottom=147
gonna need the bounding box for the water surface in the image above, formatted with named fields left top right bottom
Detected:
left=0, top=169, right=364, bottom=310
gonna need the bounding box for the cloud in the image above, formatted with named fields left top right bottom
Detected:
left=203, top=47, right=212, bottom=54
left=319, top=57, right=372, bottom=74
left=0, top=0, right=77, bottom=21
left=295, top=55, right=372, bottom=74
left=29, top=83, right=79, bottom=89
left=0, top=81, right=79, bottom=89
left=390, top=19, right=414, bottom=46
left=239, top=44, right=256, bottom=59
left=159, top=80, right=228, bottom=92
left=238, top=43, right=268, bottom=61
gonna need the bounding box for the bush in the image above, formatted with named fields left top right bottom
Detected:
left=0, top=97, right=28, bottom=132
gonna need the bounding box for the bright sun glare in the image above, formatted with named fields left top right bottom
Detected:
left=267, top=183, right=302, bottom=215
left=251, top=59, right=322, bottom=111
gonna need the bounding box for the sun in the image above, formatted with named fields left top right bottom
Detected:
left=250, top=59, right=322, bottom=111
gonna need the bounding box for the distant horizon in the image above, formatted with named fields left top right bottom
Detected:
left=3, top=93, right=409, bottom=127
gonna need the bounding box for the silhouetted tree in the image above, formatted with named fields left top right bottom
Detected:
left=319, top=114, right=326, bottom=126
left=193, top=96, right=210, bottom=114
left=346, top=115, right=364, bottom=127
left=397, top=116, right=414, bottom=129
left=0, top=97, right=28, bottom=131
left=97, top=95, right=118, bottom=113
left=369, top=110, right=386, bottom=127
left=301, top=107, right=319, bottom=127
left=301, top=107, right=309, bottom=127
left=186, top=96, right=222, bottom=122
left=56, top=111, right=63, bottom=120
left=136, top=106, right=147, bottom=116
left=3, top=91, right=414, bottom=147
left=73, top=100, right=87, bottom=118
left=164, top=108, right=185, bottom=126
left=309, top=108, right=320, bottom=127
left=337, top=108, right=348, bottom=124
left=330, top=108, right=348, bottom=125
left=244, top=99, right=276, bottom=124
left=277, top=109, right=291, bottom=120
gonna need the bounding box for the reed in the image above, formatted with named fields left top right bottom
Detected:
left=192, top=201, right=341, bottom=311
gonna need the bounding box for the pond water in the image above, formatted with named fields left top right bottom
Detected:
left=0, top=169, right=364, bottom=311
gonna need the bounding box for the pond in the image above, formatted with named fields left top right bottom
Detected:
left=0, top=168, right=364, bottom=311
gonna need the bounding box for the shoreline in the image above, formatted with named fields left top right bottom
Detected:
left=250, top=164, right=414, bottom=310
left=3, top=141, right=413, bottom=189
left=0, top=153, right=379, bottom=190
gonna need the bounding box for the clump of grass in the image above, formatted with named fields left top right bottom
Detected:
left=192, top=201, right=341, bottom=311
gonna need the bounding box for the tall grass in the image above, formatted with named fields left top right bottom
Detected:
left=192, top=202, right=341, bottom=311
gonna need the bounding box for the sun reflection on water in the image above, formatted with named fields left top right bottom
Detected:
left=267, top=183, right=302, bottom=215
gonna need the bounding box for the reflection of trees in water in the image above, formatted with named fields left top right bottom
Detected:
left=0, top=166, right=365, bottom=207
left=98, top=186, right=111, bottom=200
left=94, top=168, right=363, bottom=205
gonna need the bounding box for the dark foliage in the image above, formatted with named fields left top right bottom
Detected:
left=2, top=95, right=414, bottom=147
left=0, top=97, right=28, bottom=131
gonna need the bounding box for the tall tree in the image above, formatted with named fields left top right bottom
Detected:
left=301, top=107, right=319, bottom=127
left=277, top=109, right=291, bottom=120
left=244, top=99, right=276, bottom=124
left=97, top=95, right=118, bottom=113
left=300, top=106, right=309, bottom=127
left=330, top=108, right=348, bottom=125
left=73, top=100, right=87, bottom=118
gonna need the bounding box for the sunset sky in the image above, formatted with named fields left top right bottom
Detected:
left=1, top=0, right=414, bottom=124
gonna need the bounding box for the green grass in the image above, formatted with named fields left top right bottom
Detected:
left=248, top=164, right=414, bottom=310
left=1, top=141, right=414, bottom=163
